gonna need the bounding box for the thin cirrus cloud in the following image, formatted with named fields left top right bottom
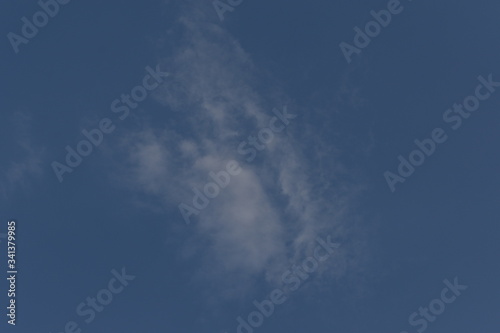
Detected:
left=111, top=0, right=367, bottom=299
left=0, top=111, right=45, bottom=202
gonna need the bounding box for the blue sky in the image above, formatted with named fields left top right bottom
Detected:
left=1, top=0, right=500, bottom=332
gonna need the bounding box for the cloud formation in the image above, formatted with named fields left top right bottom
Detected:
left=111, top=0, right=366, bottom=300
left=0, top=111, right=45, bottom=201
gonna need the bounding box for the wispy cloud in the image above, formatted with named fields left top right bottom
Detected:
left=0, top=111, right=45, bottom=201
left=110, top=0, right=368, bottom=301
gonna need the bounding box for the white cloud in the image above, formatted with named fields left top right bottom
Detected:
left=111, top=0, right=368, bottom=301
left=0, top=111, right=45, bottom=200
